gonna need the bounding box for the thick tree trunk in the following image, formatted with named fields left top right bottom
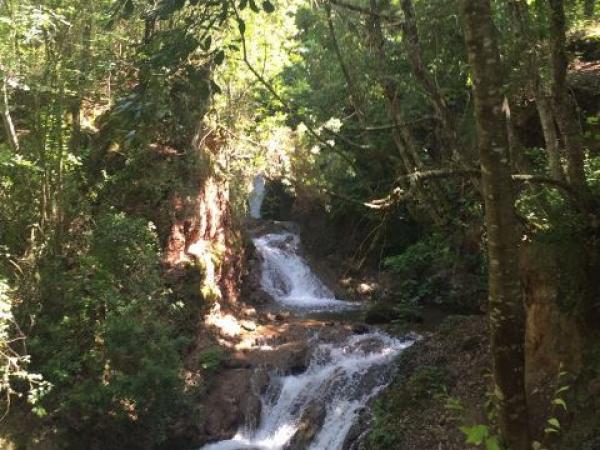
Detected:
left=461, top=1, right=531, bottom=450
left=547, top=0, right=588, bottom=189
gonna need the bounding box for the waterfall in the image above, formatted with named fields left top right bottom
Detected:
left=253, top=232, right=355, bottom=311
left=249, top=175, right=266, bottom=219
left=200, top=230, right=416, bottom=450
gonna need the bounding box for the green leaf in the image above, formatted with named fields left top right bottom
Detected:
left=239, top=0, right=248, bottom=9
left=262, top=0, right=275, bottom=13
left=249, top=0, right=260, bottom=12
left=459, top=425, right=489, bottom=445
left=485, top=436, right=501, bottom=450
left=237, top=18, right=246, bottom=34
left=552, top=398, right=567, bottom=410
left=218, top=2, right=229, bottom=23
left=214, top=50, right=225, bottom=65
left=547, top=417, right=560, bottom=429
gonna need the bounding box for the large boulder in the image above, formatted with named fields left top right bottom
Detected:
left=202, top=368, right=267, bottom=440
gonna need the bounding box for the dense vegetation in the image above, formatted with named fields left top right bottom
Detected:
left=0, top=0, right=599, bottom=449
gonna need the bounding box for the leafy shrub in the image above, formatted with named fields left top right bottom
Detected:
left=383, top=232, right=484, bottom=312
left=17, top=212, right=193, bottom=450
left=198, top=346, right=225, bottom=372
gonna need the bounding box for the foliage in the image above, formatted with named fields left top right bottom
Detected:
left=198, top=346, right=226, bottom=372
left=7, top=213, right=193, bottom=449
left=383, top=232, right=485, bottom=312
left=0, top=278, right=50, bottom=420
left=0, top=0, right=599, bottom=447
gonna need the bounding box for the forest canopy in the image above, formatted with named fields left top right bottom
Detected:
left=0, top=0, right=599, bottom=449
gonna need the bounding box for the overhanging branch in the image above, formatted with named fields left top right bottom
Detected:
left=362, top=168, right=581, bottom=210
left=232, top=2, right=363, bottom=169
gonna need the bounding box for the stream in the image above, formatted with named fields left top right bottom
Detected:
left=200, top=180, right=416, bottom=450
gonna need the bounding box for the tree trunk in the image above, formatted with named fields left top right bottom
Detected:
left=1, top=73, right=19, bottom=152
left=547, top=0, right=588, bottom=190
left=506, top=0, right=566, bottom=182
left=536, top=94, right=565, bottom=181
left=460, top=1, right=531, bottom=450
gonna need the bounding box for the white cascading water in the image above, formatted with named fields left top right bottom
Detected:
left=253, top=232, right=355, bottom=311
left=202, top=181, right=416, bottom=449
left=249, top=175, right=267, bottom=219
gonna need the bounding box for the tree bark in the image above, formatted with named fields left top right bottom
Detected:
left=547, top=0, right=588, bottom=189
left=1, top=73, right=19, bottom=152
left=536, top=94, right=565, bottom=181
left=506, top=0, right=566, bottom=182
left=460, top=1, right=531, bottom=450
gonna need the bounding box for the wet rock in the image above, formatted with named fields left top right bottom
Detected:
left=202, top=367, right=268, bottom=441
left=277, top=342, right=309, bottom=375
left=364, top=302, right=424, bottom=325
left=341, top=407, right=371, bottom=450
left=203, top=369, right=253, bottom=439
left=364, top=302, right=398, bottom=324
left=352, top=324, right=370, bottom=335
left=243, top=394, right=262, bottom=432
left=284, top=401, right=327, bottom=450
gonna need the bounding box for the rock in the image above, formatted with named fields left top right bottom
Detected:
left=364, top=302, right=398, bottom=324
left=284, top=401, right=327, bottom=450
left=240, top=320, right=257, bottom=331
left=202, top=367, right=267, bottom=441
left=203, top=369, right=253, bottom=439
left=364, top=302, right=424, bottom=325
left=222, top=356, right=252, bottom=369
left=460, top=336, right=480, bottom=352
left=341, top=407, right=371, bottom=450
left=352, top=324, right=370, bottom=335
left=278, top=342, right=309, bottom=375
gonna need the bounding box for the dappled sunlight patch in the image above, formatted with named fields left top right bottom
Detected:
left=204, top=304, right=245, bottom=337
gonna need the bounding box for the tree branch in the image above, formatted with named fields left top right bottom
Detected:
left=232, top=2, right=360, bottom=170
left=362, top=168, right=581, bottom=210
